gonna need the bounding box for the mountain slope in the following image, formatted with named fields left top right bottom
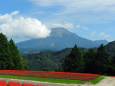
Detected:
left=105, top=41, right=115, bottom=56
left=17, top=28, right=108, bottom=54
left=23, top=48, right=87, bottom=71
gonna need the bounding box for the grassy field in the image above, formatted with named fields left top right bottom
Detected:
left=0, top=75, right=104, bottom=84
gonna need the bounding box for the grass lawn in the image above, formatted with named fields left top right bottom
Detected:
left=0, top=75, right=104, bottom=84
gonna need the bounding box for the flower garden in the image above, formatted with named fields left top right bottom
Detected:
left=0, top=70, right=100, bottom=81
left=0, top=80, right=46, bottom=86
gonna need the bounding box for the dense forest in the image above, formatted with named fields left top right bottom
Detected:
left=23, top=48, right=87, bottom=71
left=0, top=33, right=28, bottom=70
left=23, top=43, right=115, bottom=76
left=63, top=44, right=115, bottom=75
left=23, top=48, right=72, bottom=71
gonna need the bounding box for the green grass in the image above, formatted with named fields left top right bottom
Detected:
left=0, top=74, right=104, bottom=84
left=86, top=76, right=104, bottom=84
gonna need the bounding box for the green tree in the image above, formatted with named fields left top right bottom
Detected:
left=95, top=44, right=110, bottom=74
left=0, top=33, right=14, bottom=69
left=9, top=39, right=28, bottom=70
left=84, top=48, right=97, bottom=73
left=110, top=56, right=115, bottom=75
left=62, top=44, right=85, bottom=72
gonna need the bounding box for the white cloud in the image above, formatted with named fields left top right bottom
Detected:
left=98, top=32, right=106, bottom=37
left=104, top=35, right=110, bottom=38
left=28, top=0, right=115, bottom=24
left=76, top=25, right=80, bottom=29
left=76, top=25, right=89, bottom=30
left=82, top=26, right=89, bottom=30
left=0, top=11, right=51, bottom=39
left=91, top=31, right=97, bottom=36
left=53, top=22, right=74, bottom=29
left=29, top=0, right=115, bottom=13
left=98, top=32, right=110, bottom=39
left=10, top=11, right=19, bottom=15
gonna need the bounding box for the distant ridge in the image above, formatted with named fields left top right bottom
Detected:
left=16, top=27, right=108, bottom=54
left=94, top=40, right=108, bottom=45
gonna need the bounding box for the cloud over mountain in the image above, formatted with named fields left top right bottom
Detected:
left=98, top=32, right=110, bottom=39
left=0, top=11, right=51, bottom=39
left=53, top=22, right=74, bottom=29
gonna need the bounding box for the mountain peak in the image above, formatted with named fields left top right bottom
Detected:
left=51, top=27, right=72, bottom=37
left=17, top=27, right=110, bottom=53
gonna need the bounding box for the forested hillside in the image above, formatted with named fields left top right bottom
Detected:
left=23, top=43, right=115, bottom=75
left=23, top=48, right=87, bottom=71
left=23, top=48, right=72, bottom=71
left=105, top=41, right=115, bottom=56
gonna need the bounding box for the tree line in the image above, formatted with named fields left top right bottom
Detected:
left=62, top=44, right=115, bottom=75
left=1, top=32, right=114, bottom=75
left=0, top=33, right=28, bottom=70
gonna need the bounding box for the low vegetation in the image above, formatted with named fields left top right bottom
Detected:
left=0, top=74, right=104, bottom=84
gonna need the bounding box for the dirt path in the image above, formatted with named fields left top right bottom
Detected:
left=95, top=77, right=115, bottom=86
left=77, top=77, right=115, bottom=86
left=0, top=77, right=115, bottom=86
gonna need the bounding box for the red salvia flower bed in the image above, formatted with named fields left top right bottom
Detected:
left=0, top=70, right=100, bottom=81
left=22, top=83, right=36, bottom=86
left=0, top=81, right=7, bottom=86
left=8, top=81, right=22, bottom=86
left=0, top=81, right=46, bottom=86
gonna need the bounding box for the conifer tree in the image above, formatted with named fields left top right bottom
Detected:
left=62, top=44, right=85, bottom=72
left=110, top=56, right=115, bottom=75
left=0, top=33, right=14, bottom=69
left=84, top=48, right=96, bottom=73
left=9, top=39, right=28, bottom=70
left=95, top=44, right=109, bottom=74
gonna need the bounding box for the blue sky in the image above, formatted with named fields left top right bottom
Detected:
left=0, top=0, right=115, bottom=42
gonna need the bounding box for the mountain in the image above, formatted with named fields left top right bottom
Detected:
left=16, top=28, right=108, bottom=54
left=105, top=41, right=115, bottom=56
left=94, top=40, right=108, bottom=45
